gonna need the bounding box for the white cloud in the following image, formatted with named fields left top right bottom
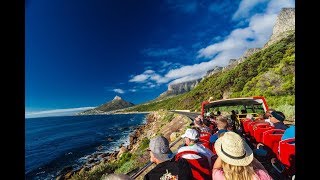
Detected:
left=129, top=89, right=137, bottom=92
left=267, top=0, right=295, bottom=14
left=113, top=88, right=125, bottom=94
left=144, top=70, right=155, bottom=74
left=130, top=0, right=294, bottom=86
left=129, top=74, right=149, bottom=83
left=25, top=107, right=95, bottom=118
left=232, top=0, right=268, bottom=20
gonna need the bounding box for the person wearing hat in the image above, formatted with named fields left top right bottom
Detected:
left=178, top=128, right=214, bottom=167
left=212, top=131, right=272, bottom=180
left=269, top=111, right=288, bottom=130
left=144, top=136, right=192, bottom=180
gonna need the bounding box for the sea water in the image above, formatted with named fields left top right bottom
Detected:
left=25, top=113, right=147, bottom=180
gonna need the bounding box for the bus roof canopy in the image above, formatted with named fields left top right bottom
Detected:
left=203, top=97, right=265, bottom=109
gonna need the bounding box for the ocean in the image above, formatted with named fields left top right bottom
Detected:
left=25, top=113, right=148, bottom=180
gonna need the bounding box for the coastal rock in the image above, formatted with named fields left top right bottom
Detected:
left=117, top=146, right=128, bottom=158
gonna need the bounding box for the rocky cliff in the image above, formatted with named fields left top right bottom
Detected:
left=157, top=78, right=201, bottom=99
left=156, top=8, right=294, bottom=101
left=264, top=8, right=295, bottom=48
left=78, top=96, right=135, bottom=115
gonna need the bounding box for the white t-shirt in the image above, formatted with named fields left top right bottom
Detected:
left=177, top=143, right=214, bottom=166
left=264, top=119, right=274, bottom=126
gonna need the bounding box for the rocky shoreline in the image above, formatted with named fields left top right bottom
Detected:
left=56, top=113, right=154, bottom=180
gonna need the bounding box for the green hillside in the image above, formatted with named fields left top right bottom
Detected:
left=128, top=32, right=295, bottom=119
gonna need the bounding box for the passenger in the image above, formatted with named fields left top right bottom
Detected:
left=231, top=110, right=237, bottom=123
left=269, top=111, right=288, bottom=130
left=144, top=136, right=192, bottom=180
left=212, top=132, right=272, bottom=180
left=241, top=109, right=247, bottom=114
left=194, top=115, right=211, bottom=134
left=102, top=173, right=133, bottom=180
left=178, top=128, right=215, bottom=167
left=254, top=109, right=276, bottom=126
left=281, top=125, right=295, bottom=141
left=210, top=116, right=228, bottom=144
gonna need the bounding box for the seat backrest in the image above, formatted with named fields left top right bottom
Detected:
left=278, top=138, right=295, bottom=168
left=262, top=129, right=285, bottom=154
left=175, top=150, right=212, bottom=180
left=241, top=119, right=252, bottom=133
left=248, top=122, right=259, bottom=137
left=253, top=123, right=274, bottom=143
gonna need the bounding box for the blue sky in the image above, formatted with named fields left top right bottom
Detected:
left=26, top=0, right=294, bottom=117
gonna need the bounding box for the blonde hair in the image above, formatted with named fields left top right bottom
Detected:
left=221, top=160, right=255, bottom=180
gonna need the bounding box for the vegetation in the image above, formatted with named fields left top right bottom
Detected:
left=127, top=33, right=295, bottom=120
left=71, top=110, right=182, bottom=179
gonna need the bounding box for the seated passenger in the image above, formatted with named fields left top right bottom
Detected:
left=212, top=131, right=272, bottom=180
left=144, top=136, right=192, bottom=180
left=210, top=116, right=228, bottom=144
left=241, top=109, right=247, bottom=114
left=178, top=128, right=214, bottom=167
left=194, top=116, right=211, bottom=134
left=269, top=111, right=288, bottom=130
left=281, top=125, right=295, bottom=141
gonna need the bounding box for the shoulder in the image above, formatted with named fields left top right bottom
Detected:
left=177, top=145, right=194, bottom=153
left=254, top=169, right=273, bottom=180
left=212, top=169, right=224, bottom=179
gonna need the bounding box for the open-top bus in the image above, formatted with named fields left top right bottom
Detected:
left=201, top=96, right=269, bottom=126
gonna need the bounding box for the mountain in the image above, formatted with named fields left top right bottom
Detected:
left=264, top=8, right=295, bottom=48
left=157, top=78, right=202, bottom=99
left=127, top=8, right=295, bottom=119
left=78, top=96, right=135, bottom=115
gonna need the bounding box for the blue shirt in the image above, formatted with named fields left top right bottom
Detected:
left=209, top=129, right=228, bottom=143
left=281, top=125, right=295, bottom=140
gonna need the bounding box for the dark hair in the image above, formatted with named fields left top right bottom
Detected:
left=203, top=119, right=211, bottom=127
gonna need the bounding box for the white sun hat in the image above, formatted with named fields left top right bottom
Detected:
left=214, top=131, right=253, bottom=166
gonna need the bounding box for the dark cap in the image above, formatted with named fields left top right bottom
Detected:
left=271, top=111, right=285, bottom=122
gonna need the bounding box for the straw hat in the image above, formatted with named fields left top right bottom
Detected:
left=214, top=131, right=253, bottom=166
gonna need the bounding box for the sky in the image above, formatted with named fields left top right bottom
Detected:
left=26, top=0, right=295, bottom=118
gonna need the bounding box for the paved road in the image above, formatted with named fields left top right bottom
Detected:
left=170, top=110, right=201, bottom=121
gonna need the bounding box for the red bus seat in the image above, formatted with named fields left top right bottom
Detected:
left=253, top=123, right=274, bottom=143
left=262, top=129, right=285, bottom=154
left=242, top=119, right=253, bottom=133
left=278, top=138, right=295, bottom=169
left=175, top=150, right=212, bottom=180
